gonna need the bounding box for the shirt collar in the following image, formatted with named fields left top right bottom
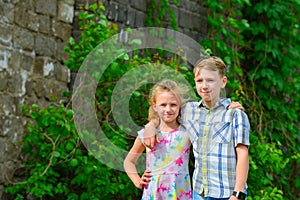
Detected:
left=199, top=98, right=231, bottom=109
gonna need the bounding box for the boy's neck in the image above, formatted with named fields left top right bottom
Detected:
left=202, top=98, right=220, bottom=108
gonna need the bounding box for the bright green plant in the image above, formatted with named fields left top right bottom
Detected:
left=64, top=2, right=118, bottom=71
left=146, top=0, right=179, bottom=30
left=203, top=0, right=300, bottom=199
left=5, top=2, right=192, bottom=199
left=4, top=104, right=141, bottom=199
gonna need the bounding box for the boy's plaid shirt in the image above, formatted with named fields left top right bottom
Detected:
left=181, top=98, right=250, bottom=198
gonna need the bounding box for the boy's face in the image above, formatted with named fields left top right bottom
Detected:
left=194, top=68, right=227, bottom=108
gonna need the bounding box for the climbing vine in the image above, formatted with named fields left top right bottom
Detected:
left=202, top=0, right=300, bottom=199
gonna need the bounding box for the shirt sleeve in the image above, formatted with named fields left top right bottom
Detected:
left=233, top=109, right=250, bottom=147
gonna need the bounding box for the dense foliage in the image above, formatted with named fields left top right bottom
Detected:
left=202, top=0, right=300, bottom=199
left=5, top=0, right=299, bottom=199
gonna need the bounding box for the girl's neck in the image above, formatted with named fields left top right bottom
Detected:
left=158, top=121, right=179, bottom=132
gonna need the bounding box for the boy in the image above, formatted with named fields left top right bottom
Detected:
left=144, top=56, right=250, bottom=200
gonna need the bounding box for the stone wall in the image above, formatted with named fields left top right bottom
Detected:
left=73, top=0, right=207, bottom=43
left=0, top=0, right=74, bottom=196
left=0, top=0, right=207, bottom=197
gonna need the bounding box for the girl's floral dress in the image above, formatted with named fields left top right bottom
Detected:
left=138, top=126, right=192, bottom=200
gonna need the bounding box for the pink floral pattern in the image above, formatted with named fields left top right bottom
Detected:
left=138, top=126, right=192, bottom=200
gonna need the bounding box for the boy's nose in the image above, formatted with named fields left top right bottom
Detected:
left=202, top=81, right=208, bottom=88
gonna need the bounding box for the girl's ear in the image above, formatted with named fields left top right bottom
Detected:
left=152, top=105, right=158, bottom=112
left=221, top=76, right=227, bottom=88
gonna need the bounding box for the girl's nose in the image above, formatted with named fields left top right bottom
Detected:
left=165, top=105, right=171, bottom=111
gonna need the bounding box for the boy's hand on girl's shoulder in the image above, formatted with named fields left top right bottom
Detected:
left=229, top=101, right=244, bottom=111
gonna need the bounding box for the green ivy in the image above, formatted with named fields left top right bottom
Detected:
left=4, top=104, right=140, bottom=199
left=146, top=0, right=179, bottom=30
left=5, top=2, right=189, bottom=199
left=203, top=0, right=300, bottom=199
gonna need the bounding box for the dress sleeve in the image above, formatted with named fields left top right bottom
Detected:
left=137, top=128, right=145, bottom=144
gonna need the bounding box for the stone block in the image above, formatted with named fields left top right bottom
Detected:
left=35, top=35, right=56, bottom=58
left=135, top=10, right=146, bottom=28
left=14, top=6, right=28, bottom=28
left=7, top=73, right=23, bottom=95
left=58, top=1, right=74, bottom=23
left=0, top=140, right=7, bottom=163
left=107, top=1, right=118, bottom=21
left=2, top=161, right=18, bottom=184
left=126, top=7, right=135, bottom=26
left=33, top=77, right=46, bottom=98
left=17, top=0, right=35, bottom=10
left=33, top=56, right=44, bottom=75
left=64, top=0, right=75, bottom=5
left=22, top=54, right=34, bottom=73
left=13, top=28, right=34, bottom=51
left=178, top=10, right=194, bottom=29
left=0, top=94, right=14, bottom=116
left=43, top=61, right=54, bottom=77
left=0, top=2, right=14, bottom=24
left=0, top=117, right=11, bottom=137
left=0, top=22, right=12, bottom=46
left=56, top=40, right=70, bottom=62
left=9, top=51, right=21, bottom=71
left=192, top=14, right=207, bottom=35
left=115, top=3, right=127, bottom=23
left=0, top=48, right=8, bottom=70
left=39, top=15, right=51, bottom=34
left=0, top=71, right=8, bottom=91
left=27, top=10, right=39, bottom=32
left=178, top=0, right=187, bottom=8
left=53, top=20, right=72, bottom=41
left=130, top=0, right=147, bottom=12
left=36, top=0, right=57, bottom=17
left=186, top=1, right=201, bottom=13
left=45, top=79, right=68, bottom=101
left=113, top=0, right=130, bottom=6
left=25, top=80, right=34, bottom=96
left=0, top=185, right=4, bottom=199
left=54, top=63, right=70, bottom=83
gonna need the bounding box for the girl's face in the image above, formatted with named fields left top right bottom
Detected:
left=153, top=91, right=180, bottom=124
left=194, top=68, right=227, bottom=108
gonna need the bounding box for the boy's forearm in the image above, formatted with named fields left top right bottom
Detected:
left=144, top=119, right=160, bottom=149
left=234, top=145, right=249, bottom=192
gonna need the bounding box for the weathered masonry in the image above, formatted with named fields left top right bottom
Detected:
left=0, top=0, right=207, bottom=197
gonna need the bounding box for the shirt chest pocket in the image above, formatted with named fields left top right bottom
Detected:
left=211, top=122, right=232, bottom=143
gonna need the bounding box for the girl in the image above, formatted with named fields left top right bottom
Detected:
left=124, top=80, right=192, bottom=200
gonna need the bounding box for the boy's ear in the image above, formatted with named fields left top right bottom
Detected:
left=221, top=76, right=227, bottom=88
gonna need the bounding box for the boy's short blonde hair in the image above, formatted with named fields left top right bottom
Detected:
left=193, top=56, right=227, bottom=77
